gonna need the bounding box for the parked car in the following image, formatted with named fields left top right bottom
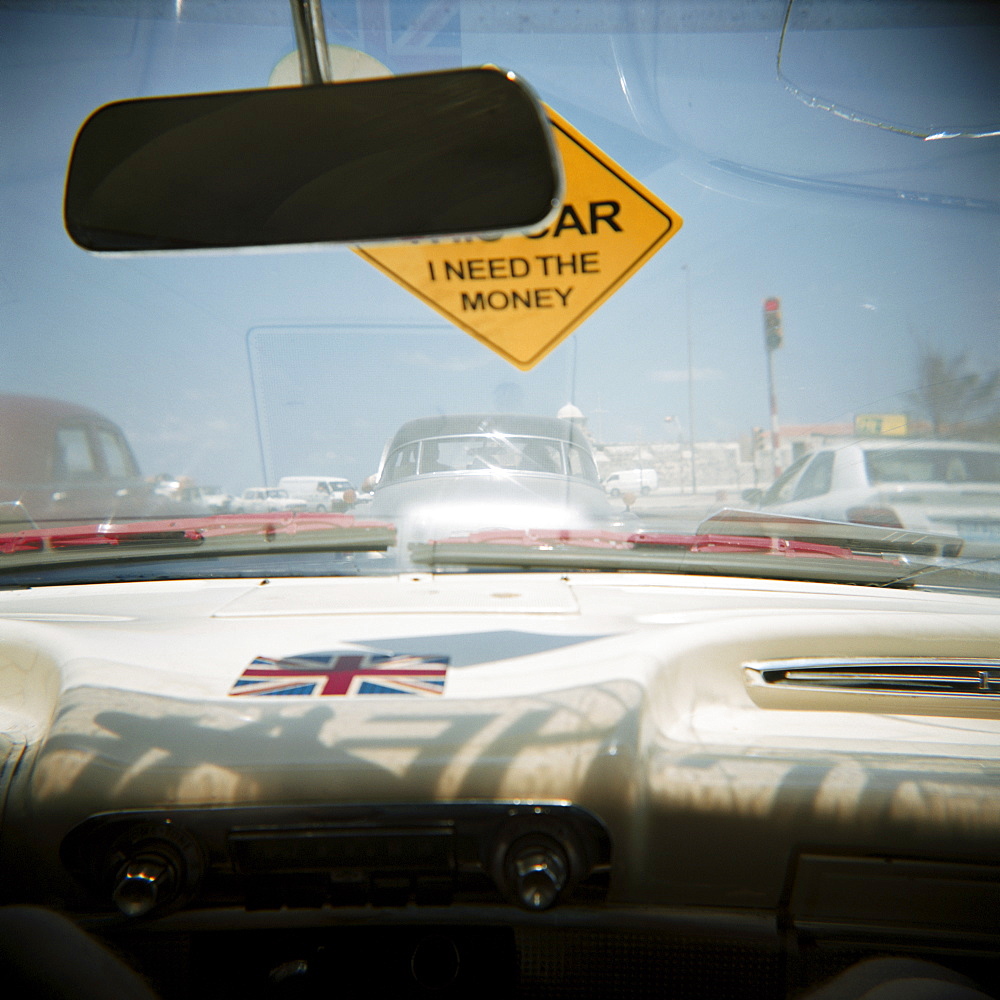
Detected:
left=0, top=393, right=155, bottom=527
left=150, top=478, right=218, bottom=514
left=277, top=475, right=356, bottom=511
left=233, top=487, right=309, bottom=514
left=748, top=440, right=1000, bottom=548
left=198, top=486, right=234, bottom=514
left=366, top=413, right=622, bottom=549
left=1, top=4, right=998, bottom=1000
left=604, top=467, right=658, bottom=497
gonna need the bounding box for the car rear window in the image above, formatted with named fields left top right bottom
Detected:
left=55, top=426, right=98, bottom=480
left=95, top=427, right=138, bottom=478
left=793, top=450, right=835, bottom=500
left=865, top=449, right=1000, bottom=484
left=567, top=444, right=600, bottom=482
left=420, top=436, right=567, bottom=475
left=381, top=435, right=603, bottom=481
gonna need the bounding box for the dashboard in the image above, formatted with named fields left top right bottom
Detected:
left=1, top=572, right=997, bottom=997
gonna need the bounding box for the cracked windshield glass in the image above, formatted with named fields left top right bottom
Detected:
left=2, top=0, right=998, bottom=589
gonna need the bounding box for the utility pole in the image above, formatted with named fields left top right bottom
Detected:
left=683, top=264, right=697, bottom=494
left=762, top=297, right=783, bottom=480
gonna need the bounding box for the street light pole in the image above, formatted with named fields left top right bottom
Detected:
left=762, top=297, right=783, bottom=480
left=764, top=346, right=780, bottom=479
left=682, top=264, right=697, bottom=495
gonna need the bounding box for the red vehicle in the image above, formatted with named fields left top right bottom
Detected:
left=0, top=394, right=153, bottom=527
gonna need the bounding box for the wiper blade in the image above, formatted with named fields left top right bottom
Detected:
left=690, top=513, right=1000, bottom=594
left=3, top=526, right=204, bottom=553
left=409, top=527, right=915, bottom=586
left=696, top=509, right=965, bottom=559
left=0, top=512, right=396, bottom=564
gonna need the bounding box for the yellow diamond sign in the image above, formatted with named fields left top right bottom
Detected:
left=354, top=106, right=683, bottom=370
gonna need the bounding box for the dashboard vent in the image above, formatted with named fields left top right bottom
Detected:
left=743, top=657, right=1000, bottom=718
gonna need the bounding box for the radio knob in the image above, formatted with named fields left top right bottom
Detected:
left=504, top=835, right=568, bottom=911
left=112, top=852, right=177, bottom=917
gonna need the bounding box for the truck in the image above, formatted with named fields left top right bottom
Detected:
left=603, top=467, right=658, bottom=496
left=277, top=475, right=356, bottom=511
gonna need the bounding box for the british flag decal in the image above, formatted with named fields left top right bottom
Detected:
left=229, top=650, right=448, bottom=698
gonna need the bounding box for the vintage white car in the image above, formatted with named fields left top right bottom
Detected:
left=1, top=2, right=997, bottom=1000
left=365, top=413, right=625, bottom=553
left=751, top=440, right=1000, bottom=550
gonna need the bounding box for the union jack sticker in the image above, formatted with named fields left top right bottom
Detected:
left=229, top=650, right=448, bottom=697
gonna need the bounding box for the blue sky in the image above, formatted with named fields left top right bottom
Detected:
left=3, top=2, right=997, bottom=491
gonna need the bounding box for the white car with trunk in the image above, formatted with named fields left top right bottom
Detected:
left=750, top=440, right=1000, bottom=551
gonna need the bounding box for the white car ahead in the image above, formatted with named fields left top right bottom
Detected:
left=753, top=440, right=1000, bottom=547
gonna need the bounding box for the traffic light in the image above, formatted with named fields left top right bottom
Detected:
left=752, top=427, right=768, bottom=453
left=763, top=297, right=782, bottom=350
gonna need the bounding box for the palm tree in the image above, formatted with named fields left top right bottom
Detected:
left=906, top=351, right=1000, bottom=439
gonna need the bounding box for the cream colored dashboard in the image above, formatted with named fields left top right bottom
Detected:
left=0, top=571, right=997, bottom=951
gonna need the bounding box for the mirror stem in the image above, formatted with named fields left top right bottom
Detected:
left=289, top=0, right=331, bottom=85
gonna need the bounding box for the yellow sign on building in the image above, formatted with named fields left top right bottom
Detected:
left=355, top=106, right=683, bottom=370
left=855, top=413, right=909, bottom=436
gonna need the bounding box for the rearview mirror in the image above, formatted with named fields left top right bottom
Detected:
left=65, top=68, right=561, bottom=251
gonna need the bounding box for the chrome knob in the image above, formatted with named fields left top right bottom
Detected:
left=112, top=853, right=176, bottom=917
left=505, top=836, right=568, bottom=911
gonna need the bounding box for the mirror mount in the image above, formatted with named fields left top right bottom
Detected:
left=289, top=0, right=331, bottom=85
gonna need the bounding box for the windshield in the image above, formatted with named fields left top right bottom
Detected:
left=2, top=0, right=998, bottom=590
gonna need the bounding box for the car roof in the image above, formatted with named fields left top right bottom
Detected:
left=0, top=393, right=134, bottom=480
left=385, top=414, right=593, bottom=452
left=0, top=393, right=123, bottom=428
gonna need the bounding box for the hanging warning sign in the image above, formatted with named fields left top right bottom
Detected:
left=354, top=106, right=683, bottom=371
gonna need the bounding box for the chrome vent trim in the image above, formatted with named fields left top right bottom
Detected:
left=743, top=657, right=1000, bottom=718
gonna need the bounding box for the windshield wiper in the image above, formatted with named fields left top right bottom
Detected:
left=409, top=527, right=919, bottom=586
left=0, top=512, right=396, bottom=573
left=695, top=509, right=965, bottom=559
left=691, top=509, right=1000, bottom=592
